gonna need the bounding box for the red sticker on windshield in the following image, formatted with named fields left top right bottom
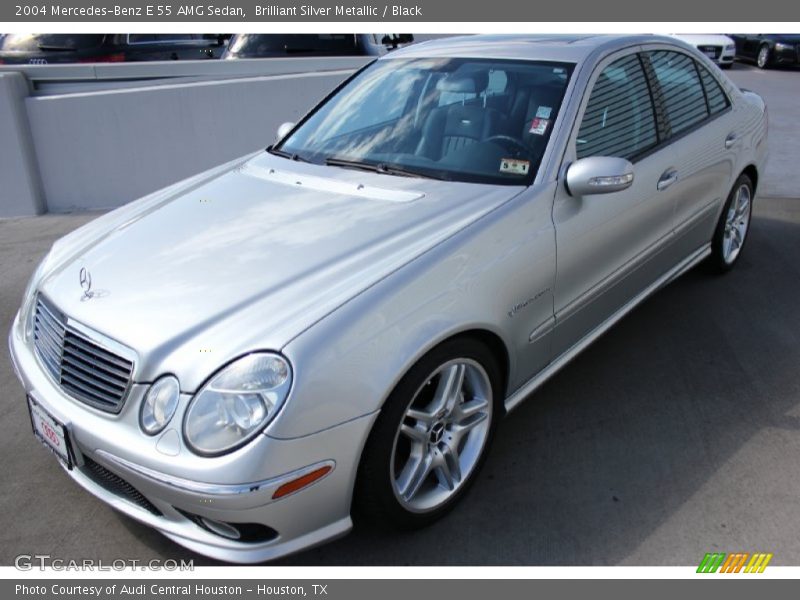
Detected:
left=529, top=118, right=549, bottom=135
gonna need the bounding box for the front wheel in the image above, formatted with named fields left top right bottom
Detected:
left=354, top=337, right=501, bottom=529
left=709, top=174, right=754, bottom=273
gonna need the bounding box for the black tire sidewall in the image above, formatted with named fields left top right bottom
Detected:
left=353, top=336, right=503, bottom=530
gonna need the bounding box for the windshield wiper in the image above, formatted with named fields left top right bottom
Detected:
left=325, top=157, right=446, bottom=181
left=266, top=145, right=310, bottom=163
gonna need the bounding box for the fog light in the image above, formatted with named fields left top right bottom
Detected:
left=199, top=517, right=241, bottom=540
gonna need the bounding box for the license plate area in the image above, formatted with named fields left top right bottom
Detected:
left=28, top=396, right=74, bottom=470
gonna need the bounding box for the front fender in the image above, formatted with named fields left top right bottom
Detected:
left=268, top=184, right=558, bottom=439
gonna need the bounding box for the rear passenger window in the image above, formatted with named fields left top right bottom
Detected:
left=647, top=51, right=709, bottom=135
left=697, top=63, right=730, bottom=115
left=576, top=54, right=658, bottom=161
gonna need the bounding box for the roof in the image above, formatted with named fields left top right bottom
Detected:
left=388, top=34, right=687, bottom=64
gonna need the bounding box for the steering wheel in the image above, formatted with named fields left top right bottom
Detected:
left=484, top=135, right=528, bottom=155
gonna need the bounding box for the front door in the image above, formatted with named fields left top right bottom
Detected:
left=550, top=50, right=679, bottom=357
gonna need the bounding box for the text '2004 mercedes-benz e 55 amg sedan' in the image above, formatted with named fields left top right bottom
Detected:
left=9, top=34, right=767, bottom=563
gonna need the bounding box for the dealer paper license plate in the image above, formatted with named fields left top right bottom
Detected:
left=28, top=397, right=72, bottom=469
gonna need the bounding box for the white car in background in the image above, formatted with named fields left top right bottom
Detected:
left=670, top=34, right=736, bottom=68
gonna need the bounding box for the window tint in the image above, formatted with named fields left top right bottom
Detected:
left=697, top=63, right=730, bottom=115
left=648, top=51, right=709, bottom=135
left=576, top=54, right=657, bottom=161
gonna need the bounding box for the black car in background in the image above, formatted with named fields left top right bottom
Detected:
left=222, top=34, right=414, bottom=59
left=730, top=34, right=800, bottom=69
left=0, top=34, right=231, bottom=64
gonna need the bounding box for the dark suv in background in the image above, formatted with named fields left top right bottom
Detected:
left=222, top=34, right=414, bottom=59
left=0, top=34, right=231, bottom=64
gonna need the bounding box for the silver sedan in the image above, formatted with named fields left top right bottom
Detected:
left=9, top=34, right=768, bottom=563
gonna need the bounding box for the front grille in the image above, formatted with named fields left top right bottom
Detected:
left=33, top=296, right=134, bottom=413
left=82, top=456, right=162, bottom=515
left=698, top=45, right=721, bottom=59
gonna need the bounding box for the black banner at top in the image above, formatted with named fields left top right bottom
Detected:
left=1, top=0, right=791, bottom=22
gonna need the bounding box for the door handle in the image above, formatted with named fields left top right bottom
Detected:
left=725, top=133, right=739, bottom=149
left=657, top=169, right=678, bottom=191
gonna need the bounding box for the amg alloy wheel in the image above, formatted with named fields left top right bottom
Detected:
left=710, top=174, right=754, bottom=272
left=390, top=358, right=493, bottom=513
left=355, top=338, right=500, bottom=528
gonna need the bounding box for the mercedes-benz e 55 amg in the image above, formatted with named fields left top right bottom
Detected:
left=9, top=34, right=767, bottom=563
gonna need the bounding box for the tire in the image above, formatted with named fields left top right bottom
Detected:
left=709, top=174, right=754, bottom=273
left=353, top=336, right=502, bottom=530
left=757, top=44, right=771, bottom=69
left=720, top=63, right=733, bottom=70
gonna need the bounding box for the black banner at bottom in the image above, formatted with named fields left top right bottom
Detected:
left=4, top=579, right=798, bottom=600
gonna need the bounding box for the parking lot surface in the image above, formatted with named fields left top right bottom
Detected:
left=1, top=63, right=799, bottom=566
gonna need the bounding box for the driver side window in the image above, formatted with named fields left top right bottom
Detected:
left=576, top=54, right=658, bottom=161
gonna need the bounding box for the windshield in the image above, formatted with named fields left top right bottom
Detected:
left=277, top=57, right=573, bottom=185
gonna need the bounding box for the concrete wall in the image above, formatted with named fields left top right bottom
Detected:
left=0, top=58, right=371, bottom=216
left=0, top=72, right=45, bottom=216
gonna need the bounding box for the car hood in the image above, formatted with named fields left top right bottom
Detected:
left=670, top=34, right=733, bottom=47
left=37, top=152, right=522, bottom=388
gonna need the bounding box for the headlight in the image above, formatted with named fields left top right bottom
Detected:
left=725, top=44, right=735, bottom=52
left=775, top=42, right=793, bottom=52
left=140, top=375, right=181, bottom=435
left=183, top=353, right=292, bottom=456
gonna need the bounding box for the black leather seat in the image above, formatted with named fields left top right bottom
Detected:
left=415, top=72, right=505, bottom=161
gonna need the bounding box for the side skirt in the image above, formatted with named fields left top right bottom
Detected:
left=504, top=243, right=711, bottom=413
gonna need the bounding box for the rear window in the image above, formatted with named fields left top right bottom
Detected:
left=227, top=34, right=359, bottom=57
left=0, top=34, right=105, bottom=52
left=647, top=50, right=709, bottom=136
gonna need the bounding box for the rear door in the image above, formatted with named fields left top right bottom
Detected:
left=643, top=49, right=737, bottom=255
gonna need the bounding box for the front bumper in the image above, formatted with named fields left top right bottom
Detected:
left=718, top=51, right=735, bottom=65
left=773, top=45, right=800, bottom=65
left=9, top=312, right=377, bottom=563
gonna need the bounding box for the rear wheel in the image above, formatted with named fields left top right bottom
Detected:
left=354, top=337, right=501, bottom=529
left=709, top=174, right=753, bottom=273
left=757, top=44, right=771, bottom=69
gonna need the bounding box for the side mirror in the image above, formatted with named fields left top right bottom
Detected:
left=565, top=156, right=634, bottom=197
left=276, top=122, right=295, bottom=142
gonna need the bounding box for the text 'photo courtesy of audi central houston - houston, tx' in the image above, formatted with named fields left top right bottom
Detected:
left=9, top=34, right=767, bottom=563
